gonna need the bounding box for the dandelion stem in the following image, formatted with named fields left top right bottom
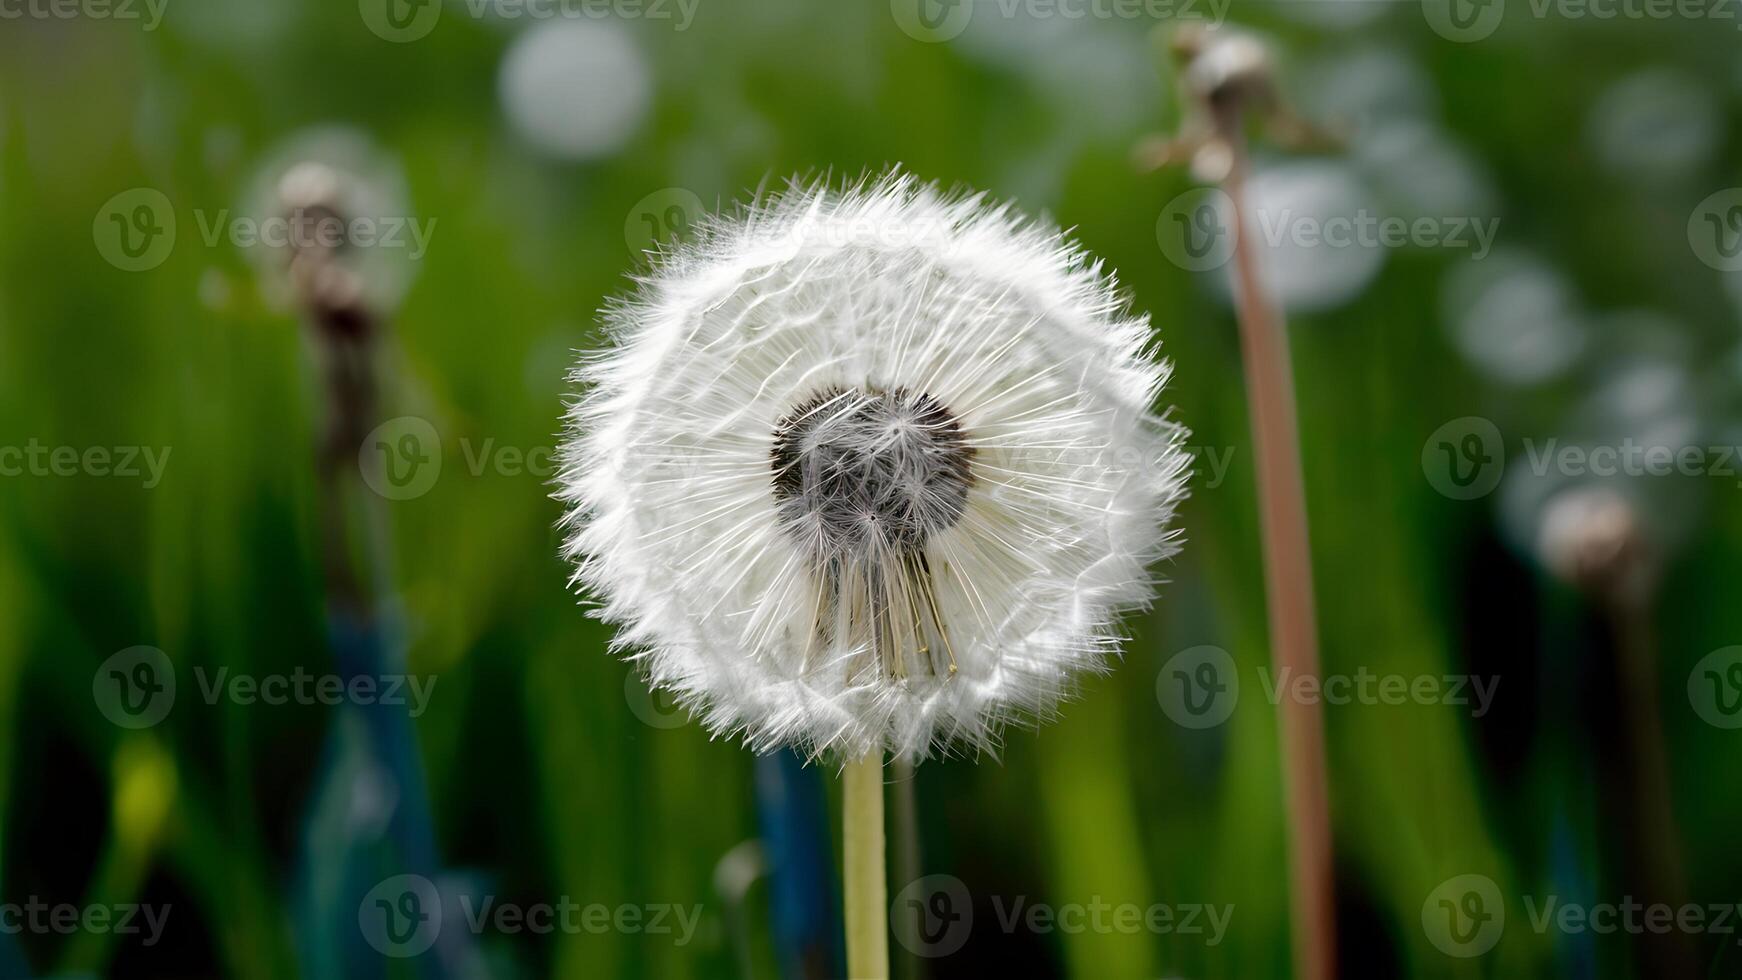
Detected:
left=1222, top=124, right=1337, bottom=980
left=1608, top=590, right=1696, bottom=977
left=842, top=751, right=888, bottom=980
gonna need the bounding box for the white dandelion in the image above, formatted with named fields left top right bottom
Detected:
left=558, top=172, right=1187, bottom=764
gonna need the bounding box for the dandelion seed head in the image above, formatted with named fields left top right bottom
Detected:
left=769, top=386, right=973, bottom=559
left=558, top=172, right=1188, bottom=762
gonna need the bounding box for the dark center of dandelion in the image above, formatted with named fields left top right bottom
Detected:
left=770, top=386, right=974, bottom=557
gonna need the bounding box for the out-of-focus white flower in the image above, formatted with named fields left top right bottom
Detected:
left=498, top=20, right=650, bottom=161
left=1441, top=250, right=1587, bottom=386
left=1297, top=47, right=1436, bottom=138
left=1587, top=69, right=1719, bottom=186
left=1534, top=485, right=1650, bottom=598
left=240, top=126, right=418, bottom=314
left=559, top=173, right=1187, bottom=762
left=1218, top=161, right=1384, bottom=313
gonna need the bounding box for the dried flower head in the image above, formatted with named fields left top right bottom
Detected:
left=559, top=173, right=1187, bottom=761
left=1535, top=484, right=1655, bottom=603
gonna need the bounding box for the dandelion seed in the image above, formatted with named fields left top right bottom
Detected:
left=558, top=173, right=1187, bottom=763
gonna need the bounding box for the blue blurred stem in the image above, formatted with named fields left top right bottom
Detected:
left=288, top=202, right=466, bottom=979
left=754, top=751, right=843, bottom=980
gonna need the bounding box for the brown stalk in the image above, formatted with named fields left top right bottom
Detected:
left=1221, top=131, right=1337, bottom=980
left=1146, top=28, right=1339, bottom=973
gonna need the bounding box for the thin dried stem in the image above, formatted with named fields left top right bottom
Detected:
left=1220, top=112, right=1338, bottom=980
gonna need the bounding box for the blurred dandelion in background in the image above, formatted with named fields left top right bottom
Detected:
left=1442, top=250, right=1588, bottom=385
left=1296, top=46, right=1436, bottom=134
left=497, top=20, right=652, bottom=161
left=1272, top=0, right=1388, bottom=30
left=238, top=127, right=419, bottom=315
left=1357, top=121, right=1496, bottom=226
left=1587, top=69, right=1721, bottom=187
left=160, top=0, right=296, bottom=52
left=1578, top=358, right=1701, bottom=456
left=1212, top=160, right=1384, bottom=312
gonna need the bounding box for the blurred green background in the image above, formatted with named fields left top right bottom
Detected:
left=2, top=0, right=1741, bottom=977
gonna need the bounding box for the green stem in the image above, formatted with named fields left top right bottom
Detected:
left=843, top=751, right=888, bottom=980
